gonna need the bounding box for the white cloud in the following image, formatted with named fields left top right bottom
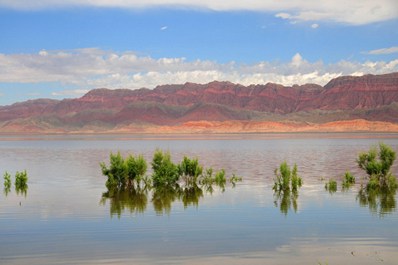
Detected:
left=311, top=23, right=319, bottom=29
left=51, top=89, right=89, bottom=97
left=275, top=12, right=292, bottom=20
left=0, top=0, right=397, bottom=25
left=291, top=53, right=304, bottom=67
left=0, top=48, right=397, bottom=91
left=160, top=26, right=168, bottom=31
left=366, top=46, right=398, bottom=55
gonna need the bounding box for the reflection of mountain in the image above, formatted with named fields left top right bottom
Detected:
left=1, top=73, right=398, bottom=133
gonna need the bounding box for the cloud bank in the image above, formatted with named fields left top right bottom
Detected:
left=366, top=46, right=398, bottom=55
left=0, top=0, right=397, bottom=25
left=1, top=48, right=397, bottom=93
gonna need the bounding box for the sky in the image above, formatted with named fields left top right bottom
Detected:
left=0, top=0, right=397, bottom=105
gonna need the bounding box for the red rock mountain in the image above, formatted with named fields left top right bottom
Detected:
left=1, top=72, right=398, bottom=132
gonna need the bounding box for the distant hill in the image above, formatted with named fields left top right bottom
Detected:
left=1, top=72, right=398, bottom=133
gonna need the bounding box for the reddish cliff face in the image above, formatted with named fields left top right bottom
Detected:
left=0, top=72, right=397, bottom=132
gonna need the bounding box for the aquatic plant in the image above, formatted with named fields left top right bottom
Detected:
left=100, top=150, right=243, bottom=216
left=178, top=156, right=203, bottom=186
left=273, top=162, right=302, bottom=192
left=355, top=143, right=397, bottom=215
left=100, top=152, right=149, bottom=189
left=125, top=154, right=147, bottom=187
left=15, top=170, right=28, bottom=196
left=151, top=149, right=179, bottom=187
left=214, top=169, right=226, bottom=186
left=3, top=171, right=11, bottom=195
left=342, top=171, right=355, bottom=190
left=325, top=179, right=337, bottom=194
left=100, top=152, right=127, bottom=189
left=230, top=174, right=243, bottom=187
left=272, top=162, right=302, bottom=215
left=357, top=142, right=397, bottom=191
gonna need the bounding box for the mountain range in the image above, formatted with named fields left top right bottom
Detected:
left=1, top=72, right=398, bottom=133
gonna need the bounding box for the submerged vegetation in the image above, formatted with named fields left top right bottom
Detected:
left=325, top=179, right=337, bottom=194
left=3, top=172, right=11, bottom=195
left=357, top=142, right=397, bottom=192
left=100, top=142, right=397, bottom=217
left=342, top=171, right=355, bottom=190
left=273, top=162, right=302, bottom=215
left=273, top=162, right=302, bottom=193
left=3, top=170, right=28, bottom=196
left=100, top=150, right=242, bottom=216
left=323, top=143, right=397, bottom=215
left=356, top=143, right=397, bottom=215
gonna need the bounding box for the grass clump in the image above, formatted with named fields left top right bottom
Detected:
left=342, top=171, right=355, bottom=190
left=273, top=162, right=302, bottom=215
left=273, top=162, right=302, bottom=193
left=325, top=179, right=337, bottom=194
left=15, top=170, right=28, bottom=195
left=3, top=171, right=11, bottom=195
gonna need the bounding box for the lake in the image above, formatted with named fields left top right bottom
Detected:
left=1, top=133, right=398, bottom=265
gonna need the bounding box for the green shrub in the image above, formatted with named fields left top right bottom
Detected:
left=214, top=169, right=226, bottom=186
left=325, top=179, right=337, bottom=193
left=342, top=171, right=355, bottom=189
left=15, top=170, right=28, bottom=195
left=100, top=152, right=127, bottom=188
left=125, top=154, right=147, bottom=186
left=230, top=174, right=243, bottom=186
left=273, top=162, right=302, bottom=192
left=178, top=156, right=203, bottom=186
left=151, top=149, right=179, bottom=187
left=3, top=171, right=11, bottom=194
left=357, top=142, right=397, bottom=191
left=101, top=152, right=148, bottom=189
left=291, top=164, right=302, bottom=192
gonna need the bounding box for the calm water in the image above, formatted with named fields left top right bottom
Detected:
left=1, top=133, right=398, bottom=265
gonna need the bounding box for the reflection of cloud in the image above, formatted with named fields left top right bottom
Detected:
left=366, top=46, right=398, bottom=55
left=1, top=0, right=397, bottom=25
left=1, top=48, right=398, bottom=90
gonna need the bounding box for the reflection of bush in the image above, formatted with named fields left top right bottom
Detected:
left=3, top=170, right=28, bottom=197
left=180, top=184, right=203, bottom=208
left=101, top=186, right=149, bottom=218
left=102, top=183, right=208, bottom=216
left=100, top=150, right=242, bottom=216
left=3, top=172, right=11, bottom=195
left=325, top=179, right=337, bottom=194
left=273, top=190, right=298, bottom=215
left=357, top=186, right=396, bottom=216
left=356, top=143, right=397, bottom=215
left=273, top=162, right=302, bottom=214
left=357, top=143, right=397, bottom=191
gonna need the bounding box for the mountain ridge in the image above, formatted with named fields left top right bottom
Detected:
left=1, top=72, right=398, bottom=133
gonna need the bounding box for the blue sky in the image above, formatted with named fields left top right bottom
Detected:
left=0, top=0, right=397, bottom=105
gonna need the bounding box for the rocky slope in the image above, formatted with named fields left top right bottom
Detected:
left=0, top=72, right=397, bottom=133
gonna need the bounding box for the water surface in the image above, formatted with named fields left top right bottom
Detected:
left=1, top=133, right=397, bottom=264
